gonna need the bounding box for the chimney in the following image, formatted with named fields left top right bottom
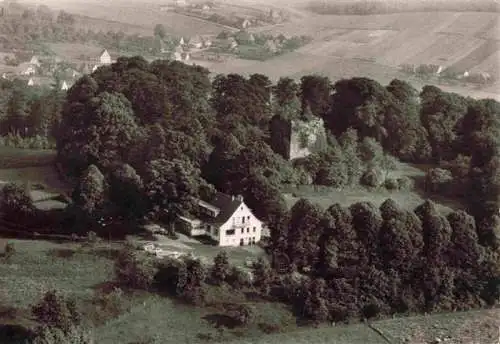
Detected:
left=236, top=195, right=244, bottom=202
left=231, top=195, right=235, bottom=201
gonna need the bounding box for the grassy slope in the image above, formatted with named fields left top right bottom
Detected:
left=0, top=147, right=70, bottom=194
left=208, top=11, right=498, bottom=100
left=282, top=162, right=461, bottom=214
left=2, top=238, right=493, bottom=344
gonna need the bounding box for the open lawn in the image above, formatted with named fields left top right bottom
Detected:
left=0, top=147, right=56, bottom=169
left=132, top=232, right=268, bottom=268
left=282, top=162, right=462, bottom=215
left=0, top=147, right=70, bottom=194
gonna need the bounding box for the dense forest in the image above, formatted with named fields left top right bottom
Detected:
left=2, top=55, right=500, bottom=328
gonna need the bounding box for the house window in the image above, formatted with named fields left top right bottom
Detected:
left=226, top=229, right=235, bottom=235
left=242, top=216, right=245, bottom=223
left=215, top=228, right=219, bottom=236
left=246, top=227, right=249, bottom=233
left=247, top=216, right=250, bottom=220
left=241, top=228, right=244, bottom=234
left=240, top=238, right=244, bottom=246
left=253, top=227, right=256, bottom=232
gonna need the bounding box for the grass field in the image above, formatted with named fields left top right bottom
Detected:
left=53, top=1, right=234, bottom=37
left=0, top=147, right=69, bottom=194
left=1, top=238, right=496, bottom=344
left=282, top=162, right=461, bottom=215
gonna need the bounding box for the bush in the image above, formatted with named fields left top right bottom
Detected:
left=425, top=168, right=453, bottom=194
left=31, top=324, right=95, bottom=344
left=384, top=178, right=399, bottom=190
left=114, top=248, right=157, bottom=290
left=360, top=169, right=384, bottom=188
left=0, top=182, right=35, bottom=221
left=4, top=242, right=15, bottom=262
left=397, top=176, right=414, bottom=191
left=226, top=304, right=254, bottom=326
left=31, top=290, right=81, bottom=333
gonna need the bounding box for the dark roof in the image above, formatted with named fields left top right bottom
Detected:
left=195, top=192, right=243, bottom=225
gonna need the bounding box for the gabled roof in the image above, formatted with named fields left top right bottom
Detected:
left=203, top=192, right=244, bottom=225
left=99, top=49, right=110, bottom=57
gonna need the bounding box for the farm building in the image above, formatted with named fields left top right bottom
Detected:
left=174, top=0, right=188, bottom=7
left=188, top=35, right=203, bottom=49
left=177, top=192, right=265, bottom=247
left=60, top=80, right=70, bottom=91
left=201, top=36, right=213, bottom=47
left=17, top=62, right=36, bottom=76
left=98, top=49, right=112, bottom=65
left=240, top=18, right=251, bottom=29
left=29, top=56, right=41, bottom=67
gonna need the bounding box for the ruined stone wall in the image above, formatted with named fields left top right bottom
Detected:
left=288, top=118, right=327, bottom=160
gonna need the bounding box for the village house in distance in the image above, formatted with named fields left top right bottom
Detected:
left=177, top=192, right=264, bottom=247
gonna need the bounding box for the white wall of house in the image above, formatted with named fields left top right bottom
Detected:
left=218, top=203, right=263, bottom=247
left=100, top=51, right=112, bottom=65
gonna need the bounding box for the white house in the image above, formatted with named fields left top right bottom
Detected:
left=179, top=37, right=186, bottom=45
left=18, top=62, right=36, bottom=76
left=60, top=80, right=70, bottom=91
left=177, top=192, right=264, bottom=247
left=29, top=56, right=41, bottom=67
left=98, top=49, right=112, bottom=65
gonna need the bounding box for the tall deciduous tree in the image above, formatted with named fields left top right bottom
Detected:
left=72, top=164, right=108, bottom=218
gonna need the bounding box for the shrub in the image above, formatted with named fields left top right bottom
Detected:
left=258, top=323, right=282, bottom=334
left=425, top=168, right=453, bottom=194
left=31, top=290, right=81, bottom=333
left=227, top=266, right=252, bottom=289
left=31, top=324, right=95, bottom=344
left=360, top=169, right=384, bottom=188
left=0, top=182, right=35, bottom=221
left=114, top=248, right=157, bottom=290
left=397, top=176, right=414, bottom=191
left=384, top=178, right=399, bottom=190
left=4, top=242, right=15, bottom=262
left=226, top=304, right=254, bottom=326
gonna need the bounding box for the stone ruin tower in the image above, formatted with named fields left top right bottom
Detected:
left=270, top=114, right=328, bottom=160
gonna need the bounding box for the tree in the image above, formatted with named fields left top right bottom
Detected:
left=252, top=257, right=273, bottom=296
left=349, top=202, right=383, bottom=264
left=447, top=210, right=482, bottom=270
left=287, top=199, right=323, bottom=270
left=299, top=75, right=332, bottom=118
left=339, top=129, right=363, bottom=185
left=176, top=258, right=207, bottom=305
left=153, top=24, right=166, bottom=39
left=72, top=165, right=108, bottom=218
left=273, top=77, right=301, bottom=120
left=57, top=91, right=141, bottom=173
left=143, top=158, right=211, bottom=233
left=108, top=163, right=145, bottom=219
left=414, top=200, right=452, bottom=264
left=211, top=251, right=230, bottom=285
